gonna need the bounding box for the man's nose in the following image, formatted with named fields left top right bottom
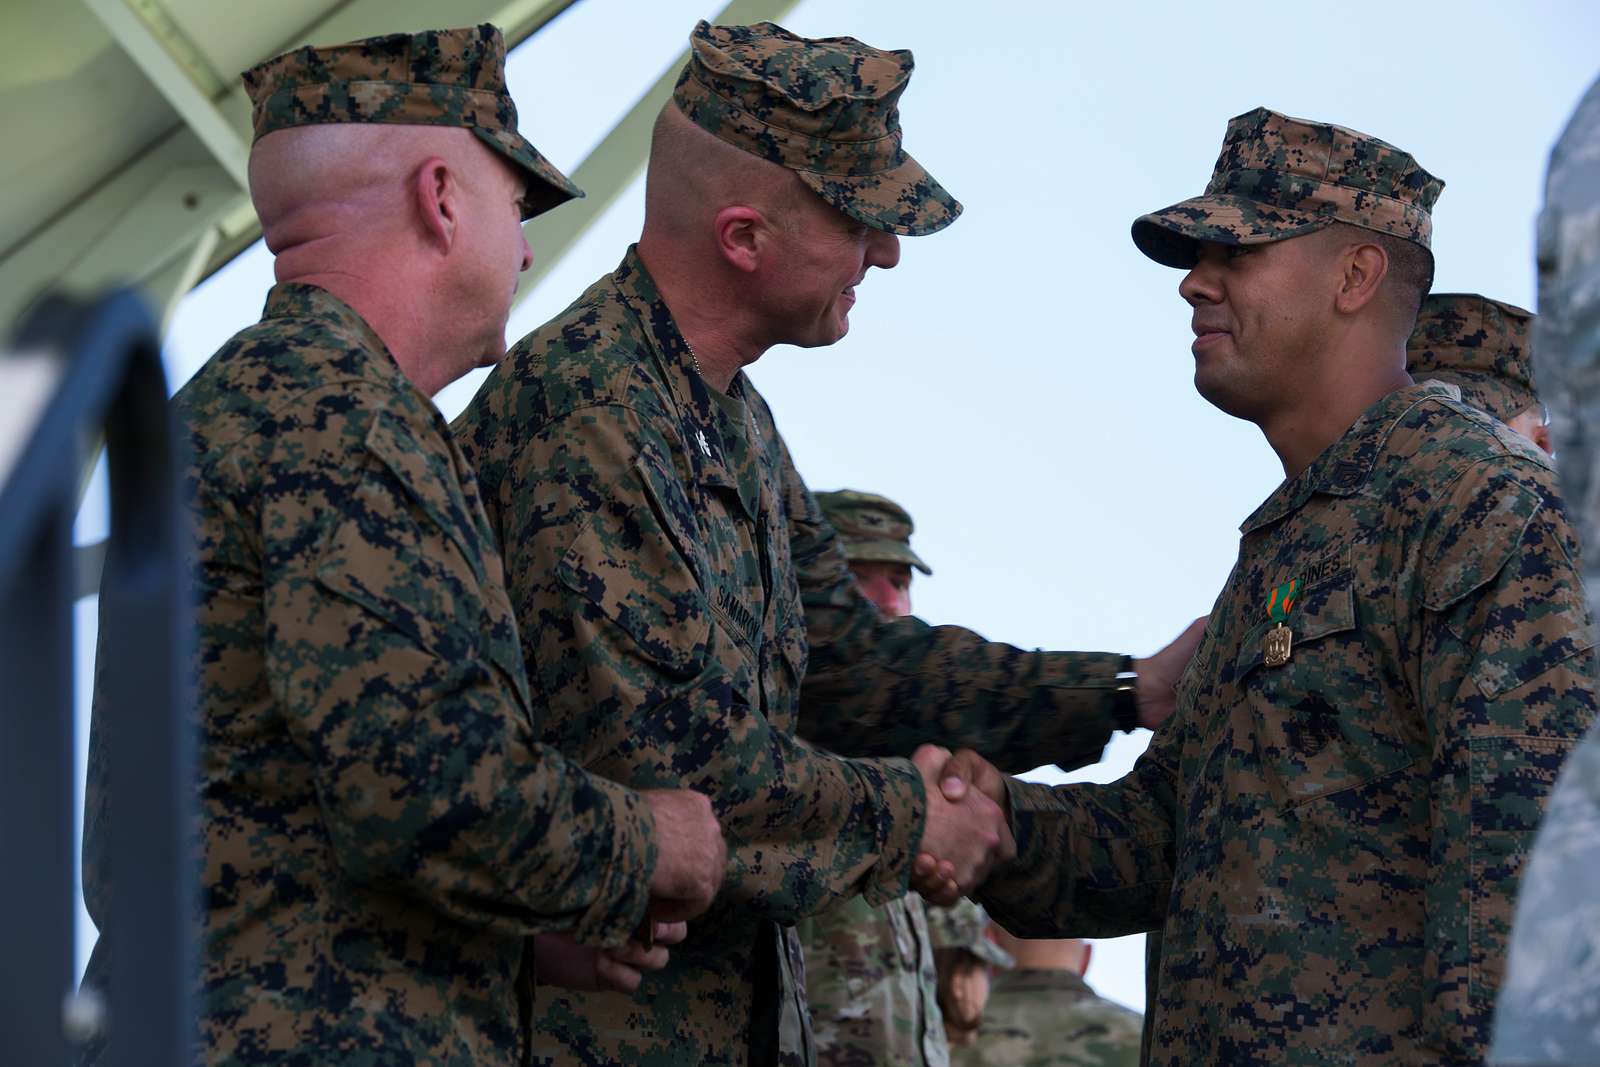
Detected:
left=868, top=229, right=900, bottom=271
left=519, top=232, right=534, bottom=273
left=1179, top=254, right=1222, bottom=307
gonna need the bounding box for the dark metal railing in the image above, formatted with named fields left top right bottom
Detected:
left=0, top=290, right=192, bottom=1066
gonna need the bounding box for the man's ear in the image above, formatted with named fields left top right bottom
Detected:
left=1334, top=239, right=1389, bottom=315
left=412, top=156, right=458, bottom=253
left=714, top=205, right=768, bottom=273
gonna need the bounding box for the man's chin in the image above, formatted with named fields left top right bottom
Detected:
left=477, top=335, right=510, bottom=368
left=790, top=321, right=850, bottom=349
left=1194, top=372, right=1266, bottom=423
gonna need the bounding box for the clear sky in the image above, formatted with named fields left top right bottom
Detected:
left=72, top=0, right=1600, bottom=1014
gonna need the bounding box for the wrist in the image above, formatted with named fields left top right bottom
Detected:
left=1111, top=655, right=1139, bottom=732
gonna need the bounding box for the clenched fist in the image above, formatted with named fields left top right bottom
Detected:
left=642, top=788, right=727, bottom=922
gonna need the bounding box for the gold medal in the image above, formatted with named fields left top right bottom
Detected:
left=1262, top=578, right=1299, bottom=668
left=1263, top=622, right=1293, bottom=667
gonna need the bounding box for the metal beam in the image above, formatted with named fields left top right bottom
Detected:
left=6, top=0, right=583, bottom=345
left=0, top=129, right=247, bottom=336
left=80, top=0, right=250, bottom=190
left=514, top=0, right=800, bottom=305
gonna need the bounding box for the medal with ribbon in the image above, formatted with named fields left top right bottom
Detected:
left=1263, top=577, right=1298, bottom=668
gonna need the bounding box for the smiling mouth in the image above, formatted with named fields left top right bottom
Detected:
left=1191, top=323, right=1230, bottom=349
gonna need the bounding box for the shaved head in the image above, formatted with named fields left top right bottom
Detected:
left=644, top=103, right=807, bottom=244
left=250, top=124, right=509, bottom=250
left=247, top=122, right=532, bottom=394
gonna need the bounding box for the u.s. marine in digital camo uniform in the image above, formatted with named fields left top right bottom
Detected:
left=456, top=20, right=1179, bottom=1067
left=1408, top=293, right=1551, bottom=454
left=973, top=109, right=1597, bottom=1065
left=81, top=26, right=677, bottom=1066
left=1492, top=72, right=1600, bottom=1067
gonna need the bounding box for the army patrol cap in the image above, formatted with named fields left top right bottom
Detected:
left=670, top=20, right=961, bottom=236
left=1132, top=107, right=1444, bottom=269
left=242, top=24, right=582, bottom=220
left=816, top=490, right=931, bottom=575
left=926, top=901, right=1013, bottom=970
left=1408, top=293, right=1539, bottom=422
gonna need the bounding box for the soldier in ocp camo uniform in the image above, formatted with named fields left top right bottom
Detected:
left=959, top=923, right=1142, bottom=1067
left=927, top=900, right=1014, bottom=1051
left=1408, top=293, right=1552, bottom=454
left=1491, top=73, right=1600, bottom=1067
left=79, top=25, right=729, bottom=1066
left=455, top=20, right=1203, bottom=1067
left=800, top=490, right=949, bottom=1067
left=935, top=108, right=1597, bottom=1064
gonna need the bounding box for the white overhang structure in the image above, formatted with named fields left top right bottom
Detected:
left=0, top=0, right=797, bottom=341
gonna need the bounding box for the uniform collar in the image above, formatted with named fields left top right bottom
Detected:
left=1239, top=380, right=1460, bottom=535
left=612, top=246, right=747, bottom=492
left=261, top=282, right=411, bottom=393
left=996, top=968, right=1097, bottom=998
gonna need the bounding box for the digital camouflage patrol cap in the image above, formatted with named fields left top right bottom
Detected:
left=1408, top=293, right=1540, bottom=422
left=816, top=489, right=932, bottom=575
left=670, top=20, right=961, bottom=236
left=242, top=24, right=582, bottom=220
left=926, top=899, right=1014, bottom=970
left=1132, top=107, right=1444, bottom=269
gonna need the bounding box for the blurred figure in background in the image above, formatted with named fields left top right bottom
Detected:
left=1407, top=293, right=1551, bottom=455
left=801, top=489, right=948, bottom=1067
left=1491, top=73, right=1600, bottom=1067
left=960, top=923, right=1142, bottom=1067
left=926, top=901, right=1015, bottom=1052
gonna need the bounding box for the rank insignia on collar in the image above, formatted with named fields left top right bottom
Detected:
left=695, top=429, right=713, bottom=458
left=1264, top=577, right=1298, bottom=668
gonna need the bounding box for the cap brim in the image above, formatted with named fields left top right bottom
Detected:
left=843, top=541, right=932, bottom=576
left=473, top=127, right=585, bottom=220
left=797, top=151, right=961, bottom=237
left=970, top=940, right=1015, bottom=970
left=1131, top=194, right=1332, bottom=268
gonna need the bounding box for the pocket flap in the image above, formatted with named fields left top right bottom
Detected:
left=1236, top=567, right=1356, bottom=680
left=556, top=509, right=710, bottom=678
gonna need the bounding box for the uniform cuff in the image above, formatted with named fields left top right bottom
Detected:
left=856, top=756, right=927, bottom=907
left=569, top=774, right=659, bottom=947
left=1032, top=651, right=1127, bottom=770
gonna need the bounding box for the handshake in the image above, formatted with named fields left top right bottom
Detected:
left=541, top=745, right=1012, bottom=991
left=908, top=744, right=1013, bottom=906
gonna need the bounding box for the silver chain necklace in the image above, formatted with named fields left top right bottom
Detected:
left=683, top=338, right=760, bottom=442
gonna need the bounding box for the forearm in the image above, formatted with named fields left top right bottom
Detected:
left=978, top=761, right=1177, bottom=939
left=546, top=644, right=929, bottom=923
left=291, top=642, right=657, bottom=946
left=792, top=475, right=1122, bottom=771
left=800, top=608, right=1124, bottom=772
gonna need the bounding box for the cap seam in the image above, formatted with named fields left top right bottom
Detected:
left=682, top=74, right=903, bottom=175
left=256, top=79, right=504, bottom=118
left=1209, top=169, right=1429, bottom=217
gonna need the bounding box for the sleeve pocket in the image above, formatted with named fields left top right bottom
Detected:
left=1469, top=734, right=1574, bottom=1007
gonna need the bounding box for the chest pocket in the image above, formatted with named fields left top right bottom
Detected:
left=1235, top=551, right=1422, bottom=809
left=555, top=454, right=711, bottom=679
